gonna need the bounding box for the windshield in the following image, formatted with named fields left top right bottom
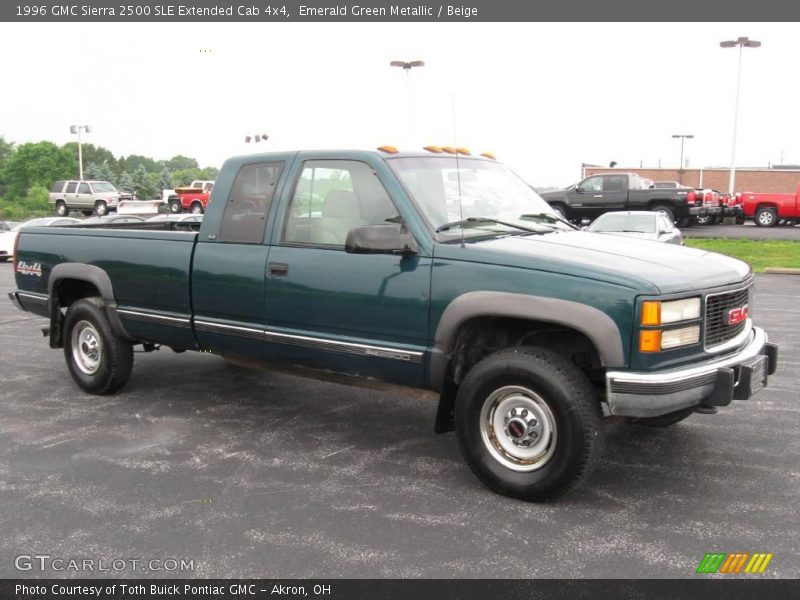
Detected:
left=91, top=181, right=118, bottom=193
left=388, top=157, right=568, bottom=239
left=589, top=213, right=655, bottom=233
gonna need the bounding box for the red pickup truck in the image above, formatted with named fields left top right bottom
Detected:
left=167, top=180, right=215, bottom=215
left=740, top=182, right=800, bottom=227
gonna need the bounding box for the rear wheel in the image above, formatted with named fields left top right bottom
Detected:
left=677, top=217, right=691, bottom=228
left=55, top=201, right=68, bottom=216
left=190, top=202, right=204, bottom=215
left=696, top=214, right=713, bottom=226
left=169, top=199, right=182, bottom=214
left=755, top=207, right=777, bottom=227
left=63, top=298, right=133, bottom=395
left=651, top=205, right=674, bottom=223
left=454, top=346, right=603, bottom=501
left=94, top=200, right=108, bottom=216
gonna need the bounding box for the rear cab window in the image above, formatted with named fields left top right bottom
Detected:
left=218, top=162, right=284, bottom=244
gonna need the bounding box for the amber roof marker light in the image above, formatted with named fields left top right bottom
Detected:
left=390, top=59, right=425, bottom=147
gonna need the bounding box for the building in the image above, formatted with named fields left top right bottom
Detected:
left=580, top=165, right=800, bottom=194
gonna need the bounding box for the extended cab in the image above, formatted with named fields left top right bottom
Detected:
left=541, top=172, right=705, bottom=226
left=740, top=182, right=800, bottom=227
left=9, top=149, right=778, bottom=501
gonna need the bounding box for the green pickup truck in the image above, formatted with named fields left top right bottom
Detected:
left=8, top=149, right=778, bottom=501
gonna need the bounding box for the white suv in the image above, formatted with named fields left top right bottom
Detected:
left=49, top=180, right=133, bottom=216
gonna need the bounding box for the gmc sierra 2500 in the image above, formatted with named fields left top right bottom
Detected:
left=9, top=148, right=778, bottom=501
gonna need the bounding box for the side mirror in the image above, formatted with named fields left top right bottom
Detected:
left=345, top=224, right=419, bottom=256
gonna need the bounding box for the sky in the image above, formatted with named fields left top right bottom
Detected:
left=1, top=22, right=798, bottom=187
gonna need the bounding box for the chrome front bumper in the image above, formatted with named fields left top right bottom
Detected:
left=605, top=327, right=778, bottom=418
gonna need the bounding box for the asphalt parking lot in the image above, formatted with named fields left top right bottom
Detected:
left=0, top=263, right=797, bottom=579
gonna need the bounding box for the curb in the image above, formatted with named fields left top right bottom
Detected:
left=763, top=268, right=800, bottom=275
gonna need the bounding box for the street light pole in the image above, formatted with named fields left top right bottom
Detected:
left=390, top=60, right=425, bottom=146
left=69, top=124, right=91, bottom=180
left=671, top=134, right=694, bottom=182
left=720, top=36, right=761, bottom=195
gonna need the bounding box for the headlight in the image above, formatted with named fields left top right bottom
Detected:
left=639, top=325, right=700, bottom=352
left=641, top=298, right=700, bottom=325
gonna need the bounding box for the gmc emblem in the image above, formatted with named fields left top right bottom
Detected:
left=727, top=305, right=749, bottom=326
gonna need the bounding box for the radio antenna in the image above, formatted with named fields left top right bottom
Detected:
left=451, top=94, right=465, bottom=248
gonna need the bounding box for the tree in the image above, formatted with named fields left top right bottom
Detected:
left=132, top=165, right=154, bottom=199
left=97, top=161, right=116, bottom=184
left=84, top=162, right=100, bottom=180
left=158, top=168, right=172, bottom=192
left=165, top=155, right=198, bottom=171
left=117, top=171, right=134, bottom=193
left=1, top=141, right=76, bottom=200
left=63, top=143, right=117, bottom=174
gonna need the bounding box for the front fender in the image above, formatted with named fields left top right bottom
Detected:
left=428, top=291, right=625, bottom=391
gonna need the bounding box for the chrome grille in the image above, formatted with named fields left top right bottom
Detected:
left=705, top=286, right=750, bottom=349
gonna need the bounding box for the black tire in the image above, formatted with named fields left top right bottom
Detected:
left=63, top=298, right=133, bottom=395
left=190, top=202, right=204, bottom=215
left=755, top=207, right=777, bottom=227
left=94, top=200, right=108, bottom=216
left=628, top=407, right=694, bottom=428
left=82, top=210, right=93, bottom=217
left=677, top=217, right=691, bottom=228
left=550, top=204, right=567, bottom=220
left=55, top=201, right=68, bottom=216
left=651, top=205, right=674, bottom=223
left=735, top=215, right=745, bottom=225
left=169, top=200, right=182, bottom=214
left=454, top=346, right=603, bottom=501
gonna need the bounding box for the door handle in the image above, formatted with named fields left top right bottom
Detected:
left=268, top=262, right=288, bottom=277
left=593, top=194, right=603, bottom=198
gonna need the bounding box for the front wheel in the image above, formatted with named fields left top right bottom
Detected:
left=454, top=346, right=603, bottom=501
left=169, top=199, right=182, bottom=214
left=63, top=298, right=133, bottom=394
left=190, top=202, right=204, bottom=215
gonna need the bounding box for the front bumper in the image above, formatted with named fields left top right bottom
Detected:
left=605, top=327, right=777, bottom=418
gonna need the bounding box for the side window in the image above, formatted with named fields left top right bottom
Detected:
left=50, top=181, right=65, bottom=193
left=65, top=182, right=78, bottom=193
left=283, top=160, right=399, bottom=246
left=580, top=176, right=603, bottom=192
left=78, top=183, right=90, bottom=194
left=218, top=162, right=284, bottom=244
left=605, top=175, right=626, bottom=192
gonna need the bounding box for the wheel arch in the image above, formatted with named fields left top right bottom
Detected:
left=429, top=291, right=625, bottom=393
left=47, top=263, right=132, bottom=348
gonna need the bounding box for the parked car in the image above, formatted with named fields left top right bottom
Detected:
left=587, top=211, right=683, bottom=245
left=168, top=180, right=215, bottom=214
left=49, top=180, right=132, bottom=217
left=739, top=183, right=800, bottom=227
left=10, top=148, right=778, bottom=501
left=0, top=217, right=79, bottom=261
left=540, top=172, right=704, bottom=227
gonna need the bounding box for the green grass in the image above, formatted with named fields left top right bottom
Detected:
left=684, top=238, right=800, bottom=273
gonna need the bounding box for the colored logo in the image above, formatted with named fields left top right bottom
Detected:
left=696, top=552, right=772, bottom=574
left=726, top=305, right=748, bottom=326
left=15, top=261, right=42, bottom=277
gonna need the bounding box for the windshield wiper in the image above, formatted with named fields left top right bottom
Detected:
left=435, top=217, right=539, bottom=234
left=519, top=212, right=577, bottom=229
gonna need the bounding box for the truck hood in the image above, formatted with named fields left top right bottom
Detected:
left=452, top=230, right=750, bottom=294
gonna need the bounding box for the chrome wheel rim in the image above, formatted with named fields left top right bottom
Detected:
left=758, top=211, right=773, bottom=225
left=71, top=320, right=102, bottom=375
left=191, top=204, right=202, bottom=214
left=479, top=385, right=557, bottom=472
